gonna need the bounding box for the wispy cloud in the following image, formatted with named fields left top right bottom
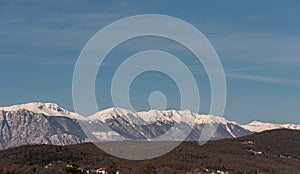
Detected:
left=227, top=72, right=300, bottom=86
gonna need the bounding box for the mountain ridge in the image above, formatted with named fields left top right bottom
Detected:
left=242, top=120, right=300, bottom=132
left=2, top=102, right=298, bottom=132
left=0, top=102, right=298, bottom=149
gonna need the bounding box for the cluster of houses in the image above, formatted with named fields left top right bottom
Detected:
left=64, top=164, right=120, bottom=174
left=202, top=169, right=230, bottom=174
left=86, top=167, right=120, bottom=174
left=42, top=161, right=121, bottom=174
left=241, top=140, right=263, bottom=156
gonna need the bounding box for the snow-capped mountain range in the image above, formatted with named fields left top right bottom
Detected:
left=0, top=102, right=298, bottom=149
left=242, top=121, right=300, bottom=132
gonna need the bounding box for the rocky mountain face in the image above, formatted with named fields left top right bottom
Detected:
left=0, top=102, right=254, bottom=149
left=0, top=109, right=87, bottom=149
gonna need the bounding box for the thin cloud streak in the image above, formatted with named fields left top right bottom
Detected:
left=227, top=72, right=300, bottom=86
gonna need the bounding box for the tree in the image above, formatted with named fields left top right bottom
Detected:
left=143, top=163, right=157, bottom=174
left=32, top=167, right=37, bottom=173
left=106, top=161, right=117, bottom=174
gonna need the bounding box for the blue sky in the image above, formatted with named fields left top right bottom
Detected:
left=0, top=0, right=300, bottom=124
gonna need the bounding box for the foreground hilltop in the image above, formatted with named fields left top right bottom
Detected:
left=0, top=129, right=300, bottom=173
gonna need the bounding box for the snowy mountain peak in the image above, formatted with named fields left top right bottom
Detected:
left=0, top=102, right=85, bottom=120
left=135, top=109, right=193, bottom=123
left=242, top=121, right=300, bottom=132
left=194, top=114, right=234, bottom=125
left=99, top=107, right=133, bottom=115
left=247, top=121, right=263, bottom=125
left=87, top=107, right=143, bottom=124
